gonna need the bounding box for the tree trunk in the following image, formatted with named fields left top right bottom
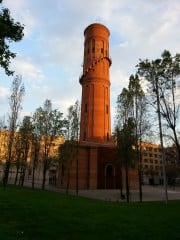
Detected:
left=66, top=166, right=70, bottom=195
left=125, top=159, right=129, bottom=203
left=156, top=78, right=168, bottom=204
left=42, top=166, right=47, bottom=190
left=119, top=158, right=124, bottom=199
left=32, top=166, right=35, bottom=189
left=137, top=144, right=143, bottom=202
left=172, top=127, right=180, bottom=163
left=14, top=164, right=20, bottom=185
left=20, top=167, right=26, bottom=187
left=3, top=160, right=10, bottom=188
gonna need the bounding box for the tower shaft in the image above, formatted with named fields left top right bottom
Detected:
left=79, top=23, right=112, bottom=143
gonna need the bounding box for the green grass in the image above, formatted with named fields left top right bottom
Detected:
left=0, top=186, right=180, bottom=240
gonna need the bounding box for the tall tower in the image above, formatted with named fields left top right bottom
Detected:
left=79, top=23, right=112, bottom=143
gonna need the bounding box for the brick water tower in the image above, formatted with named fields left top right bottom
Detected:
left=79, top=23, right=112, bottom=143
left=57, top=23, right=139, bottom=190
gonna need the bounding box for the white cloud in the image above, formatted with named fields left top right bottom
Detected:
left=0, top=87, right=9, bottom=113
left=0, top=87, right=9, bottom=97
left=11, top=58, right=45, bottom=84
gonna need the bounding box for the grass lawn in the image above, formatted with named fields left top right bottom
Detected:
left=0, top=185, right=180, bottom=240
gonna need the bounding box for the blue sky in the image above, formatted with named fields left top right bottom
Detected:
left=0, top=0, right=180, bottom=128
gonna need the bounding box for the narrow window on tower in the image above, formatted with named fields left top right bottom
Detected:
left=106, top=105, right=109, bottom=114
left=107, top=132, right=109, bottom=141
left=101, top=48, right=104, bottom=54
left=92, top=39, right=95, bottom=53
left=85, top=103, right=88, bottom=112
left=83, top=132, right=86, bottom=141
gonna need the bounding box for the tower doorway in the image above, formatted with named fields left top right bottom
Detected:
left=105, top=164, right=115, bottom=189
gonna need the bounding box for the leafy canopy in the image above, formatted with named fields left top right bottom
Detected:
left=0, top=0, right=24, bottom=75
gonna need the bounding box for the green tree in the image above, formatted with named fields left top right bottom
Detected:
left=18, top=116, right=33, bottom=186
left=66, top=100, right=80, bottom=195
left=0, top=0, right=24, bottom=75
left=128, top=74, right=149, bottom=202
left=13, top=134, right=23, bottom=185
left=137, top=50, right=180, bottom=163
left=3, top=75, right=25, bottom=187
left=31, top=118, right=41, bottom=189
left=58, top=140, right=76, bottom=194
left=33, top=99, right=64, bottom=190
left=136, top=50, right=180, bottom=203
left=116, top=88, right=136, bottom=202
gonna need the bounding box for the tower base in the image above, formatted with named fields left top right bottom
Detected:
left=57, top=141, right=138, bottom=190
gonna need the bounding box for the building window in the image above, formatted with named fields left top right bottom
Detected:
left=83, top=132, right=86, bottom=141
left=106, top=105, right=109, bottom=114
left=92, top=39, right=95, bottom=53
left=107, top=132, right=109, bottom=141
left=85, top=103, right=87, bottom=112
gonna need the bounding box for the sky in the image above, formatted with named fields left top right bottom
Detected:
left=0, top=0, right=180, bottom=129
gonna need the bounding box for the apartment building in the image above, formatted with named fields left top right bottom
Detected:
left=140, top=142, right=163, bottom=184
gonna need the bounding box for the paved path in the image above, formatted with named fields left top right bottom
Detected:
left=67, top=186, right=180, bottom=202
left=17, top=180, right=180, bottom=202
left=28, top=182, right=180, bottom=202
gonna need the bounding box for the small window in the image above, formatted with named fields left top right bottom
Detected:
left=107, top=132, right=109, bottom=141
left=85, top=103, right=87, bottom=112
left=101, top=48, right=104, bottom=53
left=83, top=132, right=86, bottom=141
left=106, top=105, right=108, bottom=114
